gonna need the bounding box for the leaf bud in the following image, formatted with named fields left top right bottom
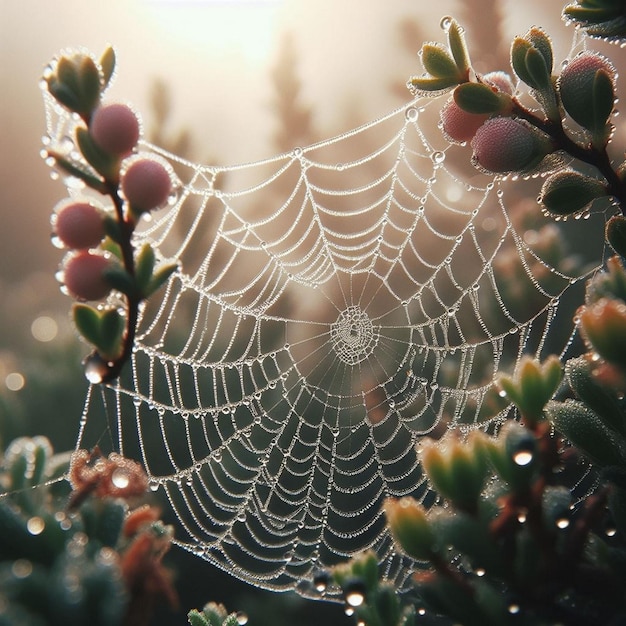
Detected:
left=585, top=255, right=626, bottom=305
left=511, top=29, right=553, bottom=91
left=546, top=399, right=626, bottom=467
left=419, top=431, right=490, bottom=512
left=606, top=215, right=626, bottom=258
left=497, top=355, right=562, bottom=425
left=46, top=51, right=102, bottom=117
left=485, top=422, right=538, bottom=491
left=383, top=497, right=436, bottom=560
left=540, top=170, right=608, bottom=217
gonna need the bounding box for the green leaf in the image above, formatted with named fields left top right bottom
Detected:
left=511, top=37, right=535, bottom=87
left=145, top=262, right=178, bottom=298
left=524, top=46, right=551, bottom=91
left=75, top=127, right=118, bottom=180
left=453, top=82, right=505, bottom=115
left=135, top=243, right=156, bottom=293
left=421, top=44, right=459, bottom=79
left=55, top=56, right=80, bottom=96
left=100, top=46, right=116, bottom=88
left=434, top=512, right=505, bottom=577
left=546, top=399, right=626, bottom=466
left=591, top=68, right=615, bottom=137
left=81, top=498, right=126, bottom=547
left=30, top=438, right=51, bottom=488
left=485, top=423, right=538, bottom=491
left=540, top=170, right=608, bottom=216
left=103, top=214, right=123, bottom=243
left=45, top=151, right=106, bottom=193
left=447, top=20, right=470, bottom=76
left=187, top=610, right=210, bottom=626
left=47, top=78, right=81, bottom=112
left=564, top=5, right=619, bottom=24
left=527, top=27, right=553, bottom=74
left=573, top=0, right=622, bottom=9
left=519, top=358, right=547, bottom=415
left=408, top=75, right=459, bottom=94
left=607, top=215, right=626, bottom=258
left=566, top=355, right=626, bottom=435
left=195, top=603, right=227, bottom=626
left=99, top=308, right=125, bottom=358
left=78, top=55, right=101, bottom=115
left=9, top=450, right=29, bottom=493
left=103, top=265, right=137, bottom=297
left=586, top=15, right=626, bottom=38
left=73, top=303, right=103, bottom=346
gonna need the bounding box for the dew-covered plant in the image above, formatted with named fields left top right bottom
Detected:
left=44, top=48, right=178, bottom=384
left=0, top=438, right=177, bottom=626
left=327, top=2, right=626, bottom=625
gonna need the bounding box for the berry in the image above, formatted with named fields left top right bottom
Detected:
left=121, top=158, right=172, bottom=213
left=559, top=52, right=615, bottom=130
left=441, top=99, right=489, bottom=144
left=53, top=200, right=105, bottom=249
left=63, top=251, right=112, bottom=301
left=90, top=103, right=140, bottom=156
left=471, top=117, right=552, bottom=174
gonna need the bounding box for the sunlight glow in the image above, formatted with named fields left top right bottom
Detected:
left=145, top=0, right=283, bottom=65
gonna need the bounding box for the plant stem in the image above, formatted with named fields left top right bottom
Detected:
left=512, top=100, right=626, bottom=212
left=96, top=183, right=140, bottom=383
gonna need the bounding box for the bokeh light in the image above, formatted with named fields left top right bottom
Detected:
left=31, top=315, right=59, bottom=342
left=5, top=372, right=25, bottom=392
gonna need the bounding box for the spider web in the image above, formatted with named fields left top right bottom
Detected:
left=43, top=71, right=607, bottom=597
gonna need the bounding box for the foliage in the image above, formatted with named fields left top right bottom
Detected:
left=4, top=0, right=626, bottom=624
left=0, top=440, right=177, bottom=626
left=331, top=2, right=626, bottom=624
left=44, top=47, right=178, bottom=384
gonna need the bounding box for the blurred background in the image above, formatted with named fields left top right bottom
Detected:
left=0, top=1, right=595, bottom=623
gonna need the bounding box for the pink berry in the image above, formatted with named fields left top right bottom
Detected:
left=90, top=103, right=140, bottom=156
left=63, top=251, right=112, bottom=301
left=471, top=117, right=552, bottom=174
left=53, top=200, right=105, bottom=249
left=121, top=158, right=172, bottom=213
left=559, top=52, right=615, bottom=129
left=440, top=99, right=489, bottom=144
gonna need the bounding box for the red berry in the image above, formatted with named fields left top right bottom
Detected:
left=90, top=103, right=140, bottom=156
left=121, top=158, right=172, bottom=213
left=53, top=200, right=105, bottom=249
left=471, top=117, right=551, bottom=174
left=440, top=99, right=489, bottom=144
left=63, top=251, right=112, bottom=301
